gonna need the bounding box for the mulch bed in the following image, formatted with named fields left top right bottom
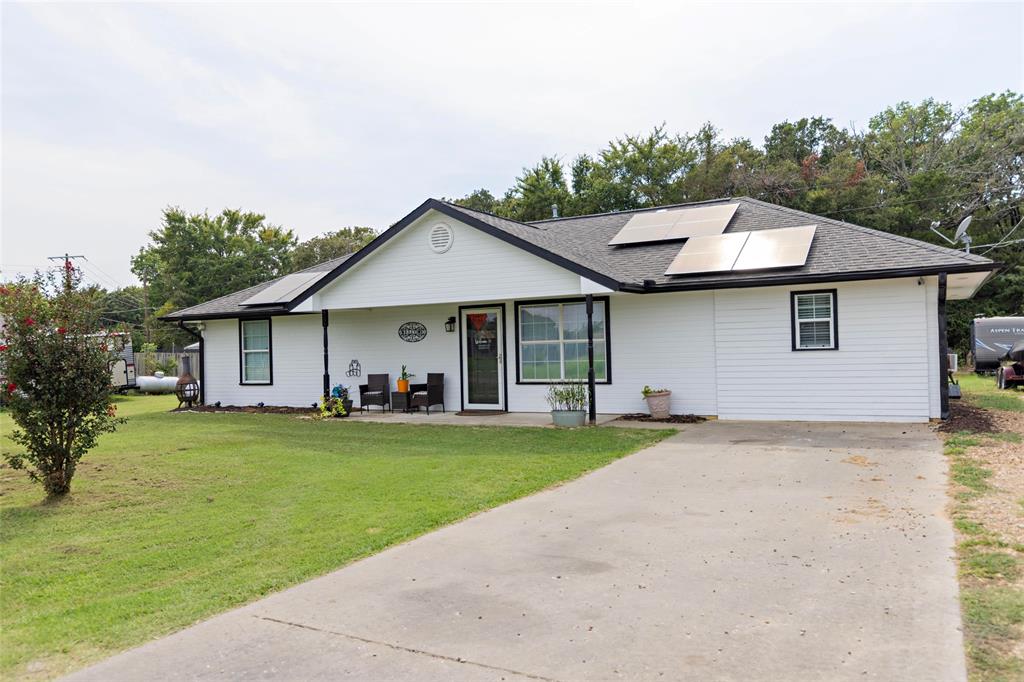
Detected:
left=617, top=413, right=706, bottom=424
left=938, top=401, right=999, bottom=434
left=172, top=405, right=316, bottom=415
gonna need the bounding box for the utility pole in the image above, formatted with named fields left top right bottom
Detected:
left=47, top=253, right=85, bottom=292
left=142, top=275, right=152, bottom=344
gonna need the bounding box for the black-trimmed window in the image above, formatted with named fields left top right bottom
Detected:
left=515, top=298, right=610, bottom=383
left=791, top=290, right=838, bottom=351
left=239, top=319, right=273, bottom=384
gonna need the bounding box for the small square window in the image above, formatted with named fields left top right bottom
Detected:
left=791, top=291, right=837, bottom=351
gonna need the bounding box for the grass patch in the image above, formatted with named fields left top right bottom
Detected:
left=962, top=552, right=1021, bottom=581
left=0, top=394, right=671, bottom=679
left=962, top=587, right=1024, bottom=679
left=958, top=373, right=1024, bottom=413
left=951, top=459, right=994, bottom=499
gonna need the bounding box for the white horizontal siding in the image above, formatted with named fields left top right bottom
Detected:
left=203, top=315, right=323, bottom=407
left=315, top=210, right=584, bottom=310
left=713, top=278, right=932, bottom=422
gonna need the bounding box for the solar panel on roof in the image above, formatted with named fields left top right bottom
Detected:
left=663, top=224, right=817, bottom=276
left=607, top=210, right=677, bottom=245
left=732, top=225, right=816, bottom=271
left=663, top=232, right=750, bottom=275
left=664, top=203, right=739, bottom=240
left=608, top=203, right=739, bottom=246
left=240, top=271, right=330, bottom=306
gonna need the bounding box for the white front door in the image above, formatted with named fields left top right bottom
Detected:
left=461, top=307, right=505, bottom=411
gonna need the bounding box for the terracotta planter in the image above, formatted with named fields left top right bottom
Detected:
left=644, top=391, right=672, bottom=419
left=397, top=379, right=409, bottom=393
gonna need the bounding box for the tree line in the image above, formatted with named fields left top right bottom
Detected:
left=109, top=92, right=1020, bottom=358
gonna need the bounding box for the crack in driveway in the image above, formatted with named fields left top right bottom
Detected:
left=255, top=615, right=563, bottom=682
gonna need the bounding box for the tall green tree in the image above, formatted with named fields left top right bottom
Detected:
left=289, top=227, right=377, bottom=272
left=132, top=208, right=296, bottom=312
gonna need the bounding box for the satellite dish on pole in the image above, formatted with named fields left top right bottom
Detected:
left=955, top=216, right=973, bottom=241
left=930, top=216, right=974, bottom=253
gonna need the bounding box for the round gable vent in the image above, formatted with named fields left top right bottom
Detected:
left=429, top=223, right=454, bottom=253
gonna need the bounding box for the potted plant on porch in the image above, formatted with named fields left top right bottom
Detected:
left=641, top=385, right=672, bottom=419
left=546, top=382, right=588, bottom=428
left=331, top=384, right=353, bottom=415
left=397, top=365, right=415, bottom=394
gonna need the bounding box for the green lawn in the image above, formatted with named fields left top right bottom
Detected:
left=958, top=372, right=1024, bottom=413
left=0, top=395, right=670, bottom=679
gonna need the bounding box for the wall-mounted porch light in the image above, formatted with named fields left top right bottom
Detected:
left=445, top=316, right=457, bottom=333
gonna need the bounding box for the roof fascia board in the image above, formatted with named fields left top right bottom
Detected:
left=634, top=262, right=1002, bottom=294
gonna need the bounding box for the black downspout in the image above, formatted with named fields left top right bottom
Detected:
left=322, top=310, right=330, bottom=399
left=586, top=294, right=596, bottom=425
left=177, top=321, right=205, bottom=405
left=938, top=273, right=950, bottom=420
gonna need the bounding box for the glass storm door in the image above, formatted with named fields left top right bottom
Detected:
left=461, top=307, right=504, bottom=410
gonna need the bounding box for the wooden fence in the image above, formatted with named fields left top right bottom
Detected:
left=134, top=351, right=201, bottom=378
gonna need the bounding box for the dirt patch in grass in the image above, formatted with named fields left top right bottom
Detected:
left=616, top=413, right=706, bottom=424
left=941, top=401, right=999, bottom=434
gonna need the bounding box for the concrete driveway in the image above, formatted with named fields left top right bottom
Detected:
left=65, top=421, right=965, bottom=681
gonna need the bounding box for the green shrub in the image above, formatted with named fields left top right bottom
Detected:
left=0, top=270, right=125, bottom=497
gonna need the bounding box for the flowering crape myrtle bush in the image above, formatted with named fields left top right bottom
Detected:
left=0, top=267, right=125, bottom=497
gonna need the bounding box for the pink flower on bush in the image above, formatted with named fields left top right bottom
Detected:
left=57, top=327, right=67, bottom=335
left=0, top=345, right=7, bottom=352
left=6, top=382, right=16, bottom=394
left=24, top=317, right=35, bottom=326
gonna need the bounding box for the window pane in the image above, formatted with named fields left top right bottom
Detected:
left=563, top=342, right=586, bottom=380
left=520, top=306, right=560, bottom=341
left=799, top=320, right=832, bottom=348
left=242, top=321, right=270, bottom=351
left=244, top=351, right=270, bottom=382
left=563, top=342, right=607, bottom=381
left=522, top=342, right=561, bottom=381
left=562, top=302, right=606, bottom=340
left=796, top=293, right=831, bottom=320
left=563, top=303, right=586, bottom=340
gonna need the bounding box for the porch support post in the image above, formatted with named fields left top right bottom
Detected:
left=322, top=310, right=330, bottom=400
left=938, top=272, right=949, bottom=420
left=585, top=294, right=597, bottom=425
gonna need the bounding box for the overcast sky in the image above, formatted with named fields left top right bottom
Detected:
left=2, top=1, right=1021, bottom=287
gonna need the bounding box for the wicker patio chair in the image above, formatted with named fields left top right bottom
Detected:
left=409, top=373, right=445, bottom=414
left=359, top=374, right=391, bottom=412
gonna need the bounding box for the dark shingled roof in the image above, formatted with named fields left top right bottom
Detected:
left=163, top=255, right=352, bottom=320
left=164, top=196, right=995, bottom=320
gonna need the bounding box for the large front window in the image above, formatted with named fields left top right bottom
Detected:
left=240, top=319, right=272, bottom=383
left=518, top=300, right=609, bottom=382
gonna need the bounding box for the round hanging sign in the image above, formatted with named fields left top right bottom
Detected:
left=398, top=321, right=428, bottom=343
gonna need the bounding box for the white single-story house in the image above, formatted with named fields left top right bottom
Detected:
left=163, top=197, right=997, bottom=422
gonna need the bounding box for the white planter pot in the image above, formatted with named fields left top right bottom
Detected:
left=644, top=391, right=672, bottom=419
